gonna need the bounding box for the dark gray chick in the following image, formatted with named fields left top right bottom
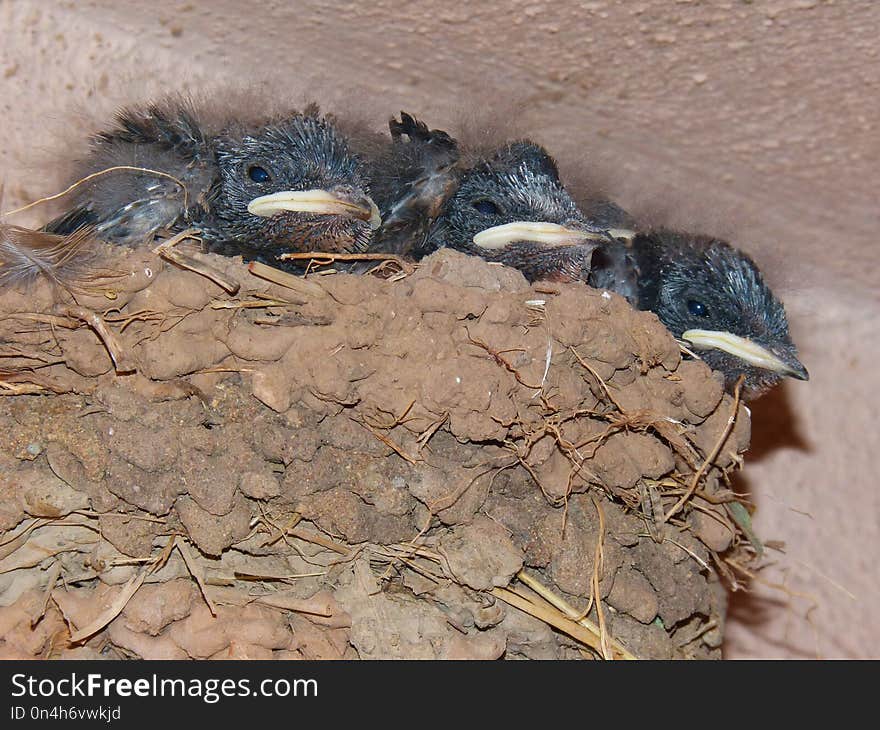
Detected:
left=46, top=97, right=380, bottom=265
left=366, top=113, right=609, bottom=282
left=590, top=228, right=809, bottom=398
left=366, top=111, right=460, bottom=258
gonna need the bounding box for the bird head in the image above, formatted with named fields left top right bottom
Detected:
left=211, top=113, right=380, bottom=256
left=428, top=141, right=608, bottom=279
left=633, top=230, right=808, bottom=397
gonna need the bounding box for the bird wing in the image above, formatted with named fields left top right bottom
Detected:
left=48, top=99, right=215, bottom=246
left=368, top=112, right=462, bottom=258
left=44, top=173, right=200, bottom=246
left=44, top=206, right=99, bottom=236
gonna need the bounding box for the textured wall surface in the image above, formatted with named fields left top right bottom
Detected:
left=1, top=0, right=877, bottom=658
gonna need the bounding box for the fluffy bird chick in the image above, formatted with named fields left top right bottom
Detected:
left=47, top=97, right=379, bottom=264
left=590, top=230, right=809, bottom=398
left=367, top=113, right=608, bottom=281
left=367, top=112, right=460, bottom=258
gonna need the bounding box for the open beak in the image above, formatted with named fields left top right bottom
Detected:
left=247, top=189, right=381, bottom=230
left=472, top=221, right=607, bottom=250
left=682, top=329, right=809, bottom=381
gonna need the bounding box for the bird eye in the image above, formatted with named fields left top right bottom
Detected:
left=248, top=166, right=271, bottom=183
left=687, top=299, right=709, bottom=318
left=472, top=199, right=500, bottom=216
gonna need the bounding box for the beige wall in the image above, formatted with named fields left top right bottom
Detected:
left=1, top=0, right=877, bottom=657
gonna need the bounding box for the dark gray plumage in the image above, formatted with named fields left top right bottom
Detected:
left=367, top=112, right=460, bottom=258
left=47, top=97, right=378, bottom=265
left=366, top=113, right=609, bottom=282
left=589, top=229, right=809, bottom=398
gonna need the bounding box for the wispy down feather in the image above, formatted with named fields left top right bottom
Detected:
left=0, top=222, right=98, bottom=291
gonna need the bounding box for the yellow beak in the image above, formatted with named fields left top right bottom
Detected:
left=472, top=221, right=606, bottom=250
left=247, top=189, right=381, bottom=230
left=682, top=329, right=809, bottom=380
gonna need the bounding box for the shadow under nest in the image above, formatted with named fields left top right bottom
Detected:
left=0, top=240, right=759, bottom=660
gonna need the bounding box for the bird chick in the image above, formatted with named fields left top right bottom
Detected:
left=47, top=97, right=380, bottom=265
left=367, top=112, right=460, bottom=258
left=366, top=113, right=608, bottom=281
left=590, top=229, right=809, bottom=398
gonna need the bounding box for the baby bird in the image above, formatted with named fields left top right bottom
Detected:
left=590, top=229, right=809, bottom=398
left=366, top=113, right=608, bottom=281
left=366, top=111, right=460, bottom=259
left=47, top=96, right=380, bottom=265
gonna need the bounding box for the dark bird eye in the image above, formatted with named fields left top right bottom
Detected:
left=248, top=166, right=271, bottom=183
left=687, top=299, right=709, bottom=318
left=472, top=199, right=500, bottom=216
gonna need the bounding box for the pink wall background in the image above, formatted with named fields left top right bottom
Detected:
left=1, top=0, right=876, bottom=658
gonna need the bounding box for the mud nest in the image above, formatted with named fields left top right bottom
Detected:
left=0, top=243, right=759, bottom=660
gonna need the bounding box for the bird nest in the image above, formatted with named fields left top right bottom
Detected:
left=0, top=242, right=759, bottom=659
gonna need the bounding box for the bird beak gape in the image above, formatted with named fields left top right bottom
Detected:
left=472, top=221, right=607, bottom=250
left=681, top=329, right=809, bottom=381
left=247, top=189, right=381, bottom=230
